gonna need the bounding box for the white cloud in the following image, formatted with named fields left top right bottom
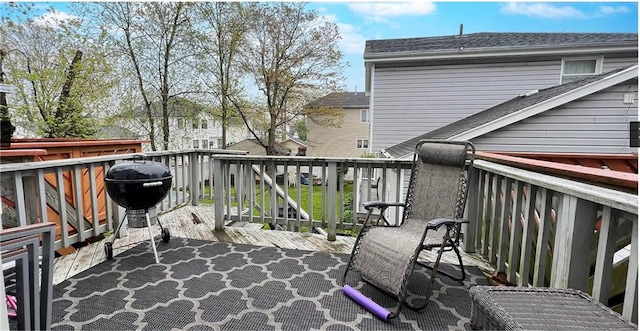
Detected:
left=348, top=2, right=436, bottom=20
left=598, top=5, right=629, bottom=15
left=32, top=10, right=78, bottom=28
left=501, top=3, right=586, bottom=19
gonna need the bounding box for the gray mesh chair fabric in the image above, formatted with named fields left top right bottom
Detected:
left=342, top=140, right=475, bottom=318
left=470, top=286, right=637, bottom=330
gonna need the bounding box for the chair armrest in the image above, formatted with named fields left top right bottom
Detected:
left=427, top=218, right=469, bottom=229
left=362, top=201, right=405, bottom=211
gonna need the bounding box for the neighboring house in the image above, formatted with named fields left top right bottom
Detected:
left=280, top=136, right=307, bottom=156
left=364, top=32, right=638, bottom=153
left=120, top=97, right=248, bottom=151
left=227, top=138, right=291, bottom=156
left=305, top=92, right=370, bottom=157
left=384, top=65, right=639, bottom=158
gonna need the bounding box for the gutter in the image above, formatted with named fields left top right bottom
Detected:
left=363, top=44, right=637, bottom=62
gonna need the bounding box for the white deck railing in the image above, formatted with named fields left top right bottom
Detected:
left=1, top=149, right=636, bottom=321
left=464, top=159, right=638, bottom=322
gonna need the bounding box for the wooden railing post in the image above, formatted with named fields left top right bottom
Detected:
left=463, top=167, right=479, bottom=253
left=327, top=161, right=337, bottom=241
left=592, top=206, right=618, bottom=304
left=190, top=152, right=200, bottom=206
left=550, top=195, right=598, bottom=291
left=622, top=216, right=638, bottom=322
left=213, top=158, right=224, bottom=231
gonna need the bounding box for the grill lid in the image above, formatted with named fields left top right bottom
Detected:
left=106, top=160, right=171, bottom=182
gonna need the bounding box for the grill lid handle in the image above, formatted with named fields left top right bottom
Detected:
left=142, top=181, right=164, bottom=187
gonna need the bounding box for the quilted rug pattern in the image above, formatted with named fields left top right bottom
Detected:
left=50, top=237, right=488, bottom=330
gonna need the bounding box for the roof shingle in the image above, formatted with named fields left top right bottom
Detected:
left=305, top=92, right=369, bottom=108
left=365, top=32, right=638, bottom=58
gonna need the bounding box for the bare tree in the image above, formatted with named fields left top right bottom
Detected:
left=0, top=3, right=113, bottom=138
left=99, top=2, right=197, bottom=150
left=236, top=3, right=345, bottom=155
left=195, top=2, right=251, bottom=149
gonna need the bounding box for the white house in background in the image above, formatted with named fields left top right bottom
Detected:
left=119, top=97, right=248, bottom=151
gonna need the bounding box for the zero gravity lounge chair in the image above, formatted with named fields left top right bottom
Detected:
left=341, top=140, right=476, bottom=320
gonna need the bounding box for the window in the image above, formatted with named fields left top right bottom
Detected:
left=360, top=109, right=369, bottom=123
left=209, top=140, right=216, bottom=149
left=177, top=118, right=184, bottom=129
left=193, top=139, right=200, bottom=148
left=217, top=139, right=223, bottom=148
left=201, top=120, right=208, bottom=129
left=192, top=119, right=199, bottom=129
left=356, top=139, right=369, bottom=149
left=560, top=57, right=602, bottom=84
left=202, top=139, right=209, bottom=149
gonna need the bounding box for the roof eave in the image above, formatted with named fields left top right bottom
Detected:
left=364, top=44, right=637, bottom=63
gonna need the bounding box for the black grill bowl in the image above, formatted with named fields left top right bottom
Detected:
left=105, top=160, right=173, bottom=210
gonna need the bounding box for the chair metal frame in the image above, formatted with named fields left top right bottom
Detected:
left=341, top=140, right=476, bottom=319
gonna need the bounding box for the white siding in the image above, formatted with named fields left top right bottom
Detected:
left=371, top=55, right=637, bottom=152
left=472, top=81, right=638, bottom=154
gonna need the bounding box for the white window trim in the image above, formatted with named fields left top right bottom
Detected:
left=356, top=139, right=369, bottom=149
left=559, top=56, right=603, bottom=84
left=360, top=109, right=369, bottom=123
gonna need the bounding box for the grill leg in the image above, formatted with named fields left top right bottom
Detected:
left=145, top=213, right=160, bottom=264
left=111, top=212, right=129, bottom=245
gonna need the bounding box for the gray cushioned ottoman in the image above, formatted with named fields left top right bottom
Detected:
left=469, top=286, right=637, bottom=330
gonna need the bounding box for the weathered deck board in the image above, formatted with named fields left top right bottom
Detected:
left=52, top=205, right=490, bottom=285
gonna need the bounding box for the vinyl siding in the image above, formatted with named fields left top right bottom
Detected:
left=472, top=81, right=638, bottom=154
left=307, top=107, right=370, bottom=157
left=371, top=55, right=637, bottom=152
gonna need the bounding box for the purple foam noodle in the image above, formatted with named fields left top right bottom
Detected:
left=343, top=285, right=391, bottom=321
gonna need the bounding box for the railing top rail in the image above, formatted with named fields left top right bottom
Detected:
left=0, top=149, right=243, bottom=173
left=474, top=159, right=638, bottom=214
left=209, top=154, right=414, bottom=166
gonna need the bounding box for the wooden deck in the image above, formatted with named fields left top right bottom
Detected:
left=52, top=205, right=493, bottom=285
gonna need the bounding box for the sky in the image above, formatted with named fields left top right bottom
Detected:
left=10, top=1, right=640, bottom=95
left=306, top=1, right=639, bottom=92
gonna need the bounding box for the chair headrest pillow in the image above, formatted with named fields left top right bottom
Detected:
left=418, top=142, right=468, bottom=167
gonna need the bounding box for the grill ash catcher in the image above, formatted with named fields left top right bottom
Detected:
left=104, top=158, right=173, bottom=263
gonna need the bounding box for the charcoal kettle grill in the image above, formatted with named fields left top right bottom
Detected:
left=104, top=158, right=173, bottom=263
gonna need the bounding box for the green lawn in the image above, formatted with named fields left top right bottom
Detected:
left=200, top=183, right=354, bottom=222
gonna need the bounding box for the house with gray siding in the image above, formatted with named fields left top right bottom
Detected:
left=384, top=65, right=638, bottom=158
left=364, top=32, right=638, bottom=154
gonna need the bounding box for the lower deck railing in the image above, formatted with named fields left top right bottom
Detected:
left=464, top=158, right=638, bottom=322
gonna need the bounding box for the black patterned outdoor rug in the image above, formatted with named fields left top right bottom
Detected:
left=48, top=237, right=489, bottom=331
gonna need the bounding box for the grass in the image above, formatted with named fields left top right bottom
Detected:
left=200, top=182, right=354, bottom=222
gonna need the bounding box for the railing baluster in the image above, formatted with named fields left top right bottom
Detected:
left=592, top=206, right=617, bottom=304
left=622, top=214, right=638, bottom=322
left=532, top=188, right=554, bottom=287
left=480, top=172, right=492, bottom=254
left=213, top=158, right=224, bottom=231
left=496, top=177, right=513, bottom=272
left=518, top=183, right=537, bottom=286
left=489, top=175, right=503, bottom=264
left=507, top=180, right=524, bottom=283
left=103, top=162, right=113, bottom=234
left=327, top=161, right=337, bottom=241
left=88, top=164, right=100, bottom=237
left=56, top=169, right=69, bottom=247
left=236, top=160, right=243, bottom=223
left=73, top=166, right=85, bottom=242
left=36, top=169, right=48, bottom=225
left=463, top=168, right=480, bottom=253
left=474, top=172, right=487, bottom=251
left=551, top=196, right=598, bottom=291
